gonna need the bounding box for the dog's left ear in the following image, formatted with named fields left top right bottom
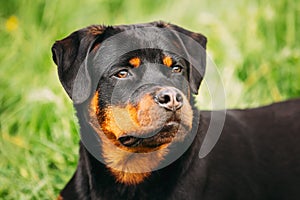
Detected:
left=163, top=23, right=207, bottom=94
left=51, top=25, right=106, bottom=104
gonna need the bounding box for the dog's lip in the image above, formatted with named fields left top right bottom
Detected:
left=118, top=121, right=180, bottom=148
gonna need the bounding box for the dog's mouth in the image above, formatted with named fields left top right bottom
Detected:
left=118, top=121, right=185, bottom=148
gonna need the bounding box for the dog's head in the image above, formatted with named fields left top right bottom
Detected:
left=52, top=21, right=206, bottom=185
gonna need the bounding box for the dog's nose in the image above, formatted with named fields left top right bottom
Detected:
left=155, top=88, right=183, bottom=111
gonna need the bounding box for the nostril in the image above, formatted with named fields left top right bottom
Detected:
left=176, top=93, right=183, bottom=103
left=157, top=94, right=171, bottom=104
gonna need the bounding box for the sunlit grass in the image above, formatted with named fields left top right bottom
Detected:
left=0, top=0, right=299, bottom=199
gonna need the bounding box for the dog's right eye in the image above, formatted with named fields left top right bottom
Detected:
left=171, top=65, right=183, bottom=73
left=114, top=69, right=129, bottom=79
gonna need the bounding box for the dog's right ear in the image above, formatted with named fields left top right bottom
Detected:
left=51, top=25, right=106, bottom=104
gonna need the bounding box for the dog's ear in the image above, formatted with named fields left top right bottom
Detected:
left=160, top=22, right=207, bottom=94
left=51, top=25, right=106, bottom=103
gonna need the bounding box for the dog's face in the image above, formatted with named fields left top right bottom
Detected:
left=52, top=21, right=206, bottom=185
left=95, top=49, right=193, bottom=148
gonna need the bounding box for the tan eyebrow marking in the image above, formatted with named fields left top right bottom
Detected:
left=129, top=57, right=141, bottom=68
left=163, top=56, right=173, bottom=67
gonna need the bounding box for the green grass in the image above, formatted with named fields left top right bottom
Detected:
left=0, top=0, right=299, bottom=199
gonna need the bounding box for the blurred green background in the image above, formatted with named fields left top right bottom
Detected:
left=0, top=0, right=299, bottom=199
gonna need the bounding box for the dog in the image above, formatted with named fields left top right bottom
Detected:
left=51, top=21, right=300, bottom=200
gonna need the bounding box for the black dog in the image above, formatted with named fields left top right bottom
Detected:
left=52, top=21, right=300, bottom=200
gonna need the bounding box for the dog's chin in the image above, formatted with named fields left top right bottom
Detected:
left=118, top=121, right=189, bottom=150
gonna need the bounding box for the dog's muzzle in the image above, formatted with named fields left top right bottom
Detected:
left=118, top=87, right=186, bottom=148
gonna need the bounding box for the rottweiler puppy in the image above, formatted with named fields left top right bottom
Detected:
left=52, top=21, right=300, bottom=200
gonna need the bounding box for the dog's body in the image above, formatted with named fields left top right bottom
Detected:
left=52, top=21, right=300, bottom=200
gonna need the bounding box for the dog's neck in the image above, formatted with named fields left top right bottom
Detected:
left=77, top=132, right=202, bottom=199
left=71, top=101, right=205, bottom=198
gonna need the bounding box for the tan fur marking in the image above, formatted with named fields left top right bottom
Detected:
left=87, top=91, right=193, bottom=185
left=88, top=115, right=170, bottom=184
left=163, top=56, right=173, bottom=67
left=90, top=91, right=100, bottom=115
left=129, top=57, right=141, bottom=68
left=100, top=94, right=158, bottom=139
left=101, top=104, right=140, bottom=139
left=56, top=195, right=63, bottom=200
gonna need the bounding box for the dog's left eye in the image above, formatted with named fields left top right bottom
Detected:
left=171, top=65, right=183, bottom=73
left=114, top=69, right=129, bottom=79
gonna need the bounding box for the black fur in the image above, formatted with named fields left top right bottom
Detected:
left=52, top=21, right=300, bottom=200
